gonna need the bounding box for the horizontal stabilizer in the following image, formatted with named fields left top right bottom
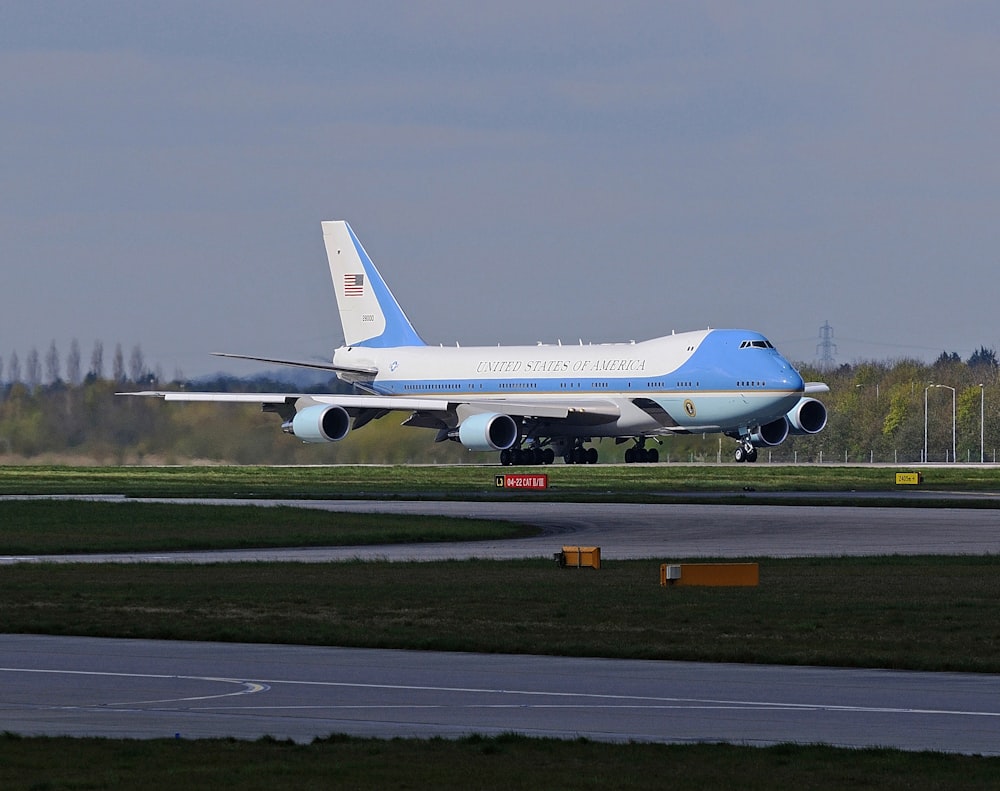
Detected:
left=211, top=352, right=377, bottom=377
left=121, top=391, right=299, bottom=404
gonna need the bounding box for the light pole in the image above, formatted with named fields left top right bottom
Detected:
left=925, top=384, right=956, bottom=462
left=980, top=384, right=985, bottom=464
left=924, top=384, right=930, bottom=463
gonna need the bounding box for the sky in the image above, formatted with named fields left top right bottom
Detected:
left=3, top=1, right=1000, bottom=381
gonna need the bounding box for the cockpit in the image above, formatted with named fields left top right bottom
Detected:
left=739, top=339, right=775, bottom=349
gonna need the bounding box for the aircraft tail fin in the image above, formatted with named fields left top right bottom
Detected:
left=322, top=220, right=425, bottom=348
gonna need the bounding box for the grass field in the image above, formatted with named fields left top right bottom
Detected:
left=3, top=554, right=1000, bottom=672
left=3, top=465, right=999, bottom=786
left=1, top=734, right=997, bottom=791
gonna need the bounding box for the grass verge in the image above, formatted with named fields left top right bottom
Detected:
left=4, top=556, right=999, bottom=672
left=3, top=463, right=1000, bottom=502
left=0, top=734, right=997, bottom=791
left=0, top=501, right=534, bottom=553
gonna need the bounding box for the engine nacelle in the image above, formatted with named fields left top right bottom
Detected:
left=457, top=412, right=519, bottom=451
left=750, top=417, right=789, bottom=447
left=786, top=397, right=828, bottom=435
left=288, top=404, right=351, bottom=443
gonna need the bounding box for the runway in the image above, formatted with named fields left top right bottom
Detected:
left=4, top=634, right=1000, bottom=754
left=4, top=498, right=1000, bottom=564
left=3, top=497, right=1000, bottom=754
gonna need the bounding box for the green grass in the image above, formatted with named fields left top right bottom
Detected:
left=0, top=501, right=534, bottom=553
left=0, top=734, right=997, bottom=791
left=3, top=465, right=998, bottom=780
left=4, top=556, right=1000, bottom=672
left=3, top=463, right=1000, bottom=502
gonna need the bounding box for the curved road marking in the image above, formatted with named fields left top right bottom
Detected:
left=0, top=667, right=268, bottom=706
left=5, top=667, right=997, bottom=721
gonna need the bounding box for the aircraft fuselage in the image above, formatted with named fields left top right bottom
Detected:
left=334, top=327, right=804, bottom=438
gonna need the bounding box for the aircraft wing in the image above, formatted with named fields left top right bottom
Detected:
left=122, top=391, right=448, bottom=412
left=804, top=382, right=829, bottom=394
left=121, top=391, right=621, bottom=425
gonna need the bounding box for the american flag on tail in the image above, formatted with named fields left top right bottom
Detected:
left=344, top=273, right=364, bottom=297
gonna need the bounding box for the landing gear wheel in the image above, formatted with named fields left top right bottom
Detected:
left=503, top=446, right=556, bottom=465
left=565, top=445, right=597, bottom=464
left=625, top=437, right=660, bottom=463
left=734, top=440, right=758, bottom=463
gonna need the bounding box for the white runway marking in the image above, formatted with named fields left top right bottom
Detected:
left=5, top=666, right=997, bottom=721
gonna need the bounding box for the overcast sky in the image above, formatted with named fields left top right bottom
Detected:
left=3, top=2, right=999, bottom=380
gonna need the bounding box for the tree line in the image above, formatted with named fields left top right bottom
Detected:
left=0, top=340, right=161, bottom=390
left=789, top=347, right=1000, bottom=464
left=1, top=343, right=998, bottom=464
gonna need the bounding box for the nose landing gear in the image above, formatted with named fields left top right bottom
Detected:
left=733, top=439, right=758, bottom=463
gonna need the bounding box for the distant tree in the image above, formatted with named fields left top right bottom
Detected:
left=25, top=348, right=41, bottom=390
left=45, top=341, right=61, bottom=385
left=934, top=351, right=961, bottom=366
left=66, top=339, right=82, bottom=386
left=9, top=352, right=20, bottom=384
left=112, top=344, right=125, bottom=384
left=128, top=344, right=146, bottom=383
left=967, top=346, right=998, bottom=371
left=90, top=340, right=104, bottom=380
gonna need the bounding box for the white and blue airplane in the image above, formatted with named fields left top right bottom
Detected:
left=127, top=220, right=828, bottom=464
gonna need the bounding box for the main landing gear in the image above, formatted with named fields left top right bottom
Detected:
left=499, top=439, right=598, bottom=465
left=624, top=437, right=659, bottom=464
left=499, top=445, right=556, bottom=466
left=564, top=444, right=598, bottom=465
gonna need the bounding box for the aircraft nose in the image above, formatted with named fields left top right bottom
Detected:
left=775, top=358, right=804, bottom=391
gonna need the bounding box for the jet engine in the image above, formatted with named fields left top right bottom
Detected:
left=287, top=404, right=352, bottom=443
left=749, top=417, right=790, bottom=447
left=457, top=412, right=519, bottom=451
left=786, top=397, right=828, bottom=435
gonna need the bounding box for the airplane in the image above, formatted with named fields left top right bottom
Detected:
left=124, top=220, right=828, bottom=464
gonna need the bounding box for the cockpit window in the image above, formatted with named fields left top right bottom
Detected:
left=739, top=339, right=774, bottom=349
